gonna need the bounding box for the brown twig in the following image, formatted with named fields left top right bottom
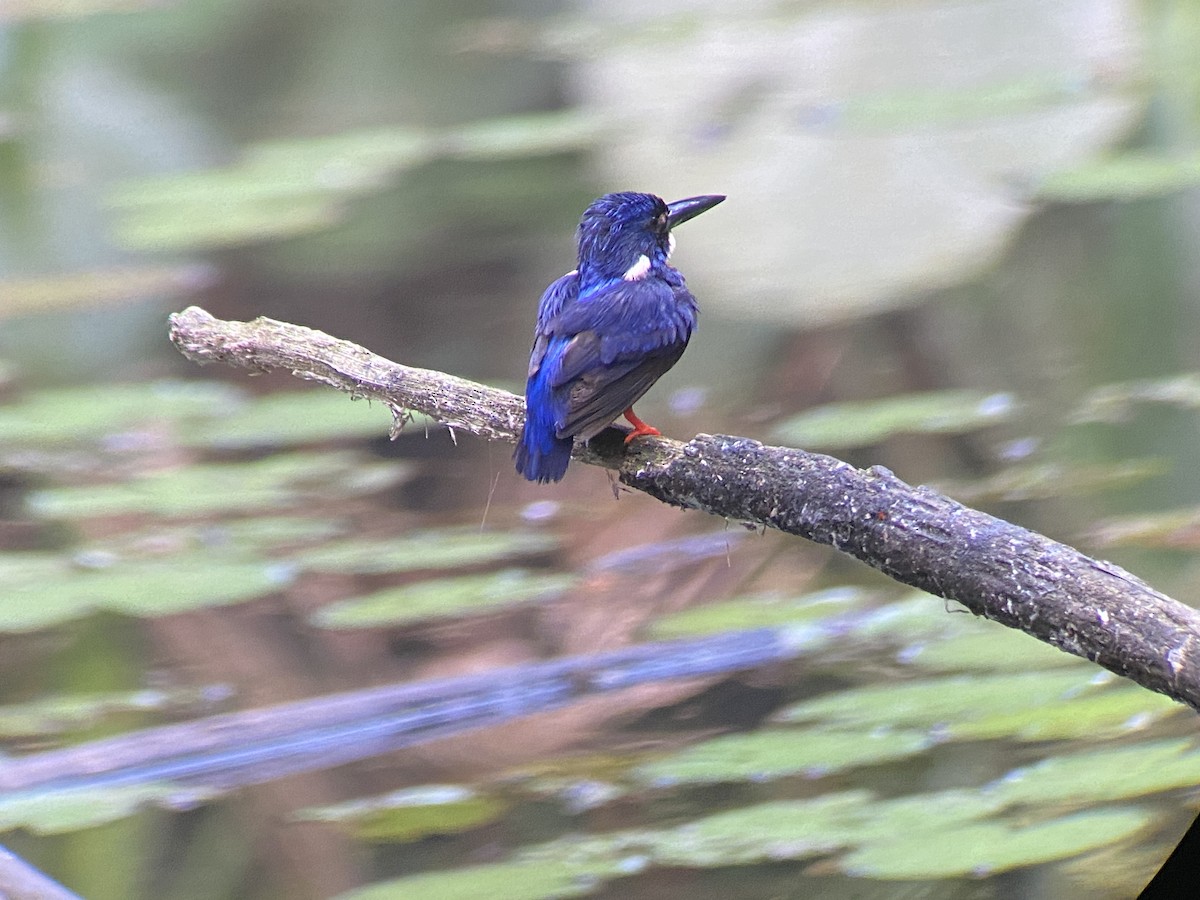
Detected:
left=168, top=306, right=1200, bottom=712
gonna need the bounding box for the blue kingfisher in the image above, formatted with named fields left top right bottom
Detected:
left=515, top=191, right=725, bottom=483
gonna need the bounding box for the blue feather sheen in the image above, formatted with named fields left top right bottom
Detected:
left=514, top=335, right=573, bottom=483
left=515, top=191, right=719, bottom=482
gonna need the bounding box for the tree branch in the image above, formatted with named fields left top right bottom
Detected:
left=168, top=306, right=1200, bottom=711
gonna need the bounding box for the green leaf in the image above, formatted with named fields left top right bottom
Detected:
left=949, top=684, right=1183, bottom=742
left=314, top=570, right=576, bottom=628
left=841, top=76, right=1104, bottom=130
left=0, top=784, right=212, bottom=835
left=29, top=452, right=408, bottom=519
left=1074, top=373, right=1200, bottom=422
left=843, top=789, right=1003, bottom=844
left=633, top=727, right=930, bottom=787
left=114, top=195, right=339, bottom=250
left=772, top=390, right=1019, bottom=450
left=940, top=459, right=1166, bottom=505
left=242, top=128, right=436, bottom=188
left=0, top=0, right=163, bottom=21
left=188, top=516, right=347, bottom=552
left=647, top=587, right=870, bottom=638
left=895, top=621, right=1087, bottom=673
left=651, top=789, right=996, bottom=867
left=333, top=858, right=611, bottom=900
left=1040, top=153, right=1200, bottom=202
left=295, top=528, right=559, bottom=575
left=446, top=111, right=601, bottom=160
left=0, top=381, right=239, bottom=445
left=646, top=792, right=876, bottom=866
left=843, top=591, right=1080, bottom=674
left=989, top=740, right=1200, bottom=806
left=775, top=669, right=1108, bottom=729
left=183, top=390, right=418, bottom=449
left=111, top=112, right=598, bottom=251
left=0, top=266, right=211, bottom=319
left=298, top=784, right=508, bottom=841
left=0, top=687, right=216, bottom=738
left=841, top=808, right=1152, bottom=879
left=0, top=553, right=290, bottom=632
left=1088, top=506, right=1200, bottom=551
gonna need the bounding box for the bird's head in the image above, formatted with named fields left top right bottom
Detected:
left=575, top=191, right=725, bottom=283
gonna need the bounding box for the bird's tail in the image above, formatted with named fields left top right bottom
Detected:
left=514, top=381, right=573, bottom=483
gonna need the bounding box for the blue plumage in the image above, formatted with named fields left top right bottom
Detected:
left=515, top=191, right=725, bottom=483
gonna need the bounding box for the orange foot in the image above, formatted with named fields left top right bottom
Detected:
left=622, top=407, right=661, bottom=444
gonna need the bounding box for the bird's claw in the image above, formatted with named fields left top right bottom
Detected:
left=623, top=424, right=661, bottom=445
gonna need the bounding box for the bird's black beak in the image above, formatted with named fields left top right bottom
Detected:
left=666, top=194, right=725, bottom=228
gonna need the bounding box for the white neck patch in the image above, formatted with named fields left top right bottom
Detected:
left=667, top=232, right=676, bottom=260
left=623, top=254, right=652, bottom=281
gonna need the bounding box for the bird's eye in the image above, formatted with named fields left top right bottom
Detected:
left=655, top=212, right=668, bottom=231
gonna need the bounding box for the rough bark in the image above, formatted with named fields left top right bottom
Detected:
left=168, top=306, right=1200, bottom=712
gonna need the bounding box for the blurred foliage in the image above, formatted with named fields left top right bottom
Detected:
left=939, top=459, right=1166, bottom=505
left=330, top=792, right=1154, bottom=896
left=0, top=551, right=291, bottom=631
left=1040, top=152, right=1200, bottom=201
left=555, top=0, right=1148, bottom=325
left=297, top=784, right=509, bottom=841
left=183, top=390, right=414, bottom=449
left=1074, top=373, right=1200, bottom=422
left=0, top=686, right=223, bottom=738
left=633, top=728, right=933, bottom=786
left=1088, top=505, right=1200, bottom=550
left=841, top=809, right=1153, bottom=880
left=313, top=569, right=577, bottom=628
left=0, top=783, right=209, bottom=835
left=0, top=380, right=235, bottom=444
left=294, top=528, right=559, bottom=575
left=30, top=451, right=408, bottom=518
left=0, top=355, right=1184, bottom=893
left=3, top=0, right=1200, bottom=898
left=771, top=389, right=1019, bottom=450
left=1, top=0, right=159, bottom=20
left=0, top=265, right=213, bottom=318
left=109, top=112, right=600, bottom=251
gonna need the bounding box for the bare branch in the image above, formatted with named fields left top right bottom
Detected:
left=169, top=306, right=1200, bottom=711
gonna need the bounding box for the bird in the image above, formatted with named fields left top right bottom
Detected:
left=514, top=191, right=725, bottom=483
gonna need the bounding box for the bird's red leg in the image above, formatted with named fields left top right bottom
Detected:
left=622, top=407, right=661, bottom=444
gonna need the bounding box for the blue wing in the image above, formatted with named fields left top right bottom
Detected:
left=514, top=273, right=580, bottom=483
left=549, top=275, right=696, bottom=439
left=515, top=268, right=698, bottom=482
left=534, top=270, right=576, bottom=337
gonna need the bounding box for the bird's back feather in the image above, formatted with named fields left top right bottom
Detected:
left=516, top=268, right=697, bottom=480
left=515, top=273, right=580, bottom=482
left=515, top=190, right=714, bottom=483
